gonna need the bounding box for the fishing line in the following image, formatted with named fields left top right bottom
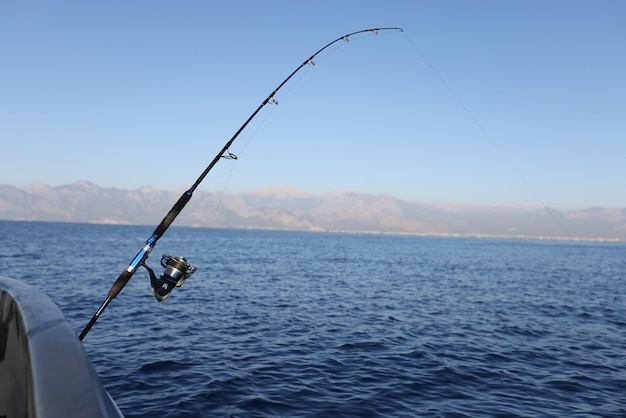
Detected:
left=207, top=102, right=279, bottom=228
left=209, top=107, right=274, bottom=227
left=401, top=32, right=570, bottom=238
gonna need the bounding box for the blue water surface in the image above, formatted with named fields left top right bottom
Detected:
left=1, top=220, right=625, bottom=417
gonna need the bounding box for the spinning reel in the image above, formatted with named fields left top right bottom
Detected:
left=142, top=254, right=197, bottom=301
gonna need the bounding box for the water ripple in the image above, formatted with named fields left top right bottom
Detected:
left=2, top=222, right=625, bottom=417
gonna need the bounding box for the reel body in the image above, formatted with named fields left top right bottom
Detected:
left=144, top=254, right=196, bottom=301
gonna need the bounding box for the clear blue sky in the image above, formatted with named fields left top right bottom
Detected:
left=1, top=1, right=624, bottom=209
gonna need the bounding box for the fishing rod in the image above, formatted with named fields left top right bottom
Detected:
left=79, top=27, right=403, bottom=341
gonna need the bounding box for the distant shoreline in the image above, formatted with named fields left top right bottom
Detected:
left=2, top=218, right=623, bottom=244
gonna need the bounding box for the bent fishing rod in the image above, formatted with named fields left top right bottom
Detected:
left=79, top=27, right=403, bottom=341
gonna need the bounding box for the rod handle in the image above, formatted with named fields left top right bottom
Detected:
left=153, top=190, right=193, bottom=238
left=108, top=269, right=134, bottom=299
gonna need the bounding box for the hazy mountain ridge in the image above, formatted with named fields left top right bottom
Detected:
left=1, top=181, right=625, bottom=241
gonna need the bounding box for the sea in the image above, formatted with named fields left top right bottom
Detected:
left=1, top=220, right=624, bottom=417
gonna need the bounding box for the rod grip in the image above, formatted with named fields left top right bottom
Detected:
left=108, top=270, right=134, bottom=299
left=153, top=190, right=193, bottom=238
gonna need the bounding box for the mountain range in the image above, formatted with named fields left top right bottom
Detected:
left=1, top=181, right=625, bottom=241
